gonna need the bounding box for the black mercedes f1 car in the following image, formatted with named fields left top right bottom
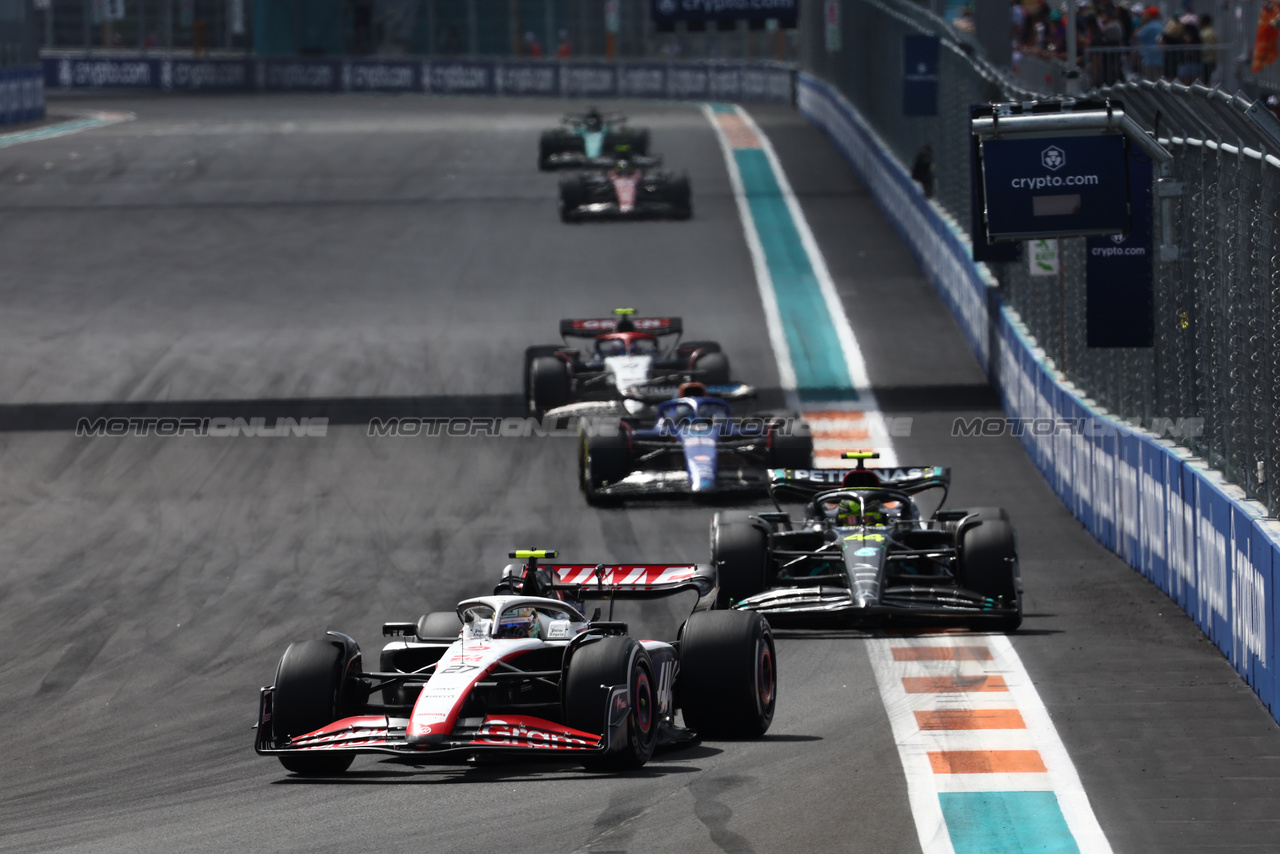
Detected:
left=709, top=453, right=1023, bottom=630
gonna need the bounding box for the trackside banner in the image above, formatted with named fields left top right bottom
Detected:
left=796, top=71, right=1279, bottom=724
left=41, top=55, right=794, bottom=102
left=0, top=65, right=46, bottom=127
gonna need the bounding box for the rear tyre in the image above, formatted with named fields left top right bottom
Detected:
left=710, top=513, right=768, bottom=608
left=958, top=518, right=1022, bottom=632
left=767, top=413, right=813, bottom=469
left=523, top=345, right=560, bottom=407
left=669, top=174, right=692, bottom=219
left=564, top=636, right=658, bottom=770
left=692, top=351, right=730, bottom=385
left=676, top=340, right=722, bottom=360
left=679, top=611, right=776, bottom=738
left=580, top=430, right=631, bottom=506
left=559, top=176, right=586, bottom=222
left=272, top=640, right=356, bottom=775
left=529, top=356, right=571, bottom=416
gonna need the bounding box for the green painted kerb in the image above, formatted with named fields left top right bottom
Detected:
left=938, top=791, right=1080, bottom=854
left=713, top=104, right=857, bottom=403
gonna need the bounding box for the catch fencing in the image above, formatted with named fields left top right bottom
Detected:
left=796, top=0, right=1280, bottom=520
left=793, top=0, right=1280, bottom=723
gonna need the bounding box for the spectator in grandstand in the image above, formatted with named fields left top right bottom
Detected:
left=1135, top=6, right=1165, bottom=80
left=1199, top=14, right=1219, bottom=82
left=525, top=31, right=543, bottom=58
left=556, top=30, right=572, bottom=59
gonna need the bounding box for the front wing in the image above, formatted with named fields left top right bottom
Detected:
left=564, top=199, right=688, bottom=221
left=593, top=467, right=771, bottom=498
left=256, top=686, right=628, bottom=763
left=733, top=584, right=1019, bottom=623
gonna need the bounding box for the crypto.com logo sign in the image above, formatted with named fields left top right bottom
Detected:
left=1041, top=145, right=1065, bottom=170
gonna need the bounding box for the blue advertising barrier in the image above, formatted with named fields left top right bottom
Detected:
left=40, top=55, right=795, bottom=103
left=0, top=66, right=47, bottom=128
left=797, top=70, right=1280, bottom=722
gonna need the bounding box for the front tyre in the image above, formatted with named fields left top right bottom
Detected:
left=679, top=611, right=776, bottom=738
left=271, top=640, right=356, bottom=775
left=529, top=356, right=571, bottom=416
left=580, top=430, right=631, bottom=506
left=710, top=513, right=768, bottom=608
left=564, top=636, right=658, bottom=770
left=958, top=518, right=1022, bottom=632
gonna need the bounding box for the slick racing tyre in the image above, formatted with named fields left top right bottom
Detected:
left=559, top=176, right=586, bottom=223
left=668, top=174, right=692, bottom=220
left=272, top=640, right=356, bottom=775
left=766, top=413, right=813, bottom=469
left=539, top=130, right=578, bottom=169
left=692, top=350, right=730, bottom=385
left=958, top=517, right=1022, bottom=632
left=676, top=340, right=721, bottom=361
left=580, top=430, right=630, bottom=506
left=943, top=506, right=1011, bottom=533
left=710, top=512, right=768, bottom=608
left=564, top=636, right=658, bottom=770
left=678, top=610, right=776, bottom=738
left=529, top=356, right=571, bottom=415
left=523, top=346, right=560, bottom=408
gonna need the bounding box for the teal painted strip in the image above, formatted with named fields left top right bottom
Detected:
left=0, top=117, right=113, bottom=150
left=732, top=147, right=856, bottom=402
left=938, top=792, right=1080, bottom=854
left=710, top=102, right=737, bottom=114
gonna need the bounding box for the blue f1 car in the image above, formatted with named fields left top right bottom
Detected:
left=567, top=382, right=813, bottom=505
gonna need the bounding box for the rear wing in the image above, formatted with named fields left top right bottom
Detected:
left=549, top=564, right=715, bottom=599
left=559, top=316, right=683, bottom=339
left=769, top=466, right=951, bottom=502
left=505, top=551, right=716, bottom=605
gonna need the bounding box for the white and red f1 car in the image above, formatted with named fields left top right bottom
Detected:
left=255, top=550, right=777, bottom=775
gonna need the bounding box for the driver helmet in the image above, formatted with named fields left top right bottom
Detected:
left=678, top=381, right=708, bottom=398
left=612, top=158, right=637, bottom=175
left=583, top=108, right=603, bottom=131
left=835, top=497, right=901, bottom=526
left=598, top=338, right=626, bottom=356
left=497, top=607, right=540, bottom=638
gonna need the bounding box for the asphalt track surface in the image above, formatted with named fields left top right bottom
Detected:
left=0, top=94, right=1275, bottom=854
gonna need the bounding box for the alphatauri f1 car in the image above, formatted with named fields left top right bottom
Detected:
left=539, top=108, right=650, bottom=170
left=568, top=382, right=813, bottom=505
left=709, top=452, right=1023, bottom=629
left=559, top=158, right=691, bottom=222
left=256, top=550, right=776, bottom=775
left=524, top=309, right=730, bottom=415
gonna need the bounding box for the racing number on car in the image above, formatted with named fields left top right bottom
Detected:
left=844, top=533, right=885, bottom=542
left=439, top=664, right=481, bottom=674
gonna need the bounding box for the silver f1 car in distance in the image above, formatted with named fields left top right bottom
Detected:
left=256, top=550, right=777, bottom=775
left=524, top=309, right=731, bottom=415
left=711, top=452, right=1023, bottom=629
